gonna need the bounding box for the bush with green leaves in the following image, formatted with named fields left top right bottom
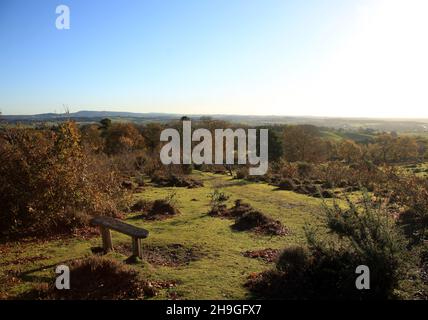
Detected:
left=247, top=193, right=412, bottom=299
left=392, top=176, right=428, bottom=245
left=209, top=189, right=229, bottom=209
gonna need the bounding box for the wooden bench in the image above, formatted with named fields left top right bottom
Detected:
left=90, top=216, right=149, bottom=259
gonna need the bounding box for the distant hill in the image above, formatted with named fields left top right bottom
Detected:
left=71, top=111, right=176, bottom=118
left=2, top=110, right=428, bottom=133
left=1, top=110, right=175, bottom=120
left=0, top=110, right=180, bottom=124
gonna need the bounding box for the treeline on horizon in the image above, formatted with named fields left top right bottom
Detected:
left=82, top=118, right=428, bottom=164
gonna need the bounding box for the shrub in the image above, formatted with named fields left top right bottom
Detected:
left=0, top=122, right=126, bottom=238
left=278, top=178, right=297, bottom=191
left=208, top=189, right=230, bottom=214
left=181, top=164, right=193, bottom=175
left=321, top=181, right=333, bottom=189
left=208, top=197, right=247, bottom=218
left=147, top=199, right=179, bottom=219
left=292, top=185, right=306, bottom=195
left=135, top=175, right=146, bottom=187
left=319, top=189, right=334, bottom=198
left=304, top=184, right=318, bottom=194
left=392, top=176, right=428, bottom=245
left=21, top=256, right=155, bottom=300
left=276, top=246, right=311, bottom=273
left=235, top=167, right=249, bottom=179
left=247, top=193, right=411, bottom=299
left=317, top=194, right=409, bottom=298
left=130, top=199, right=152, bottom=213
left=232, top=211, right=288, bottom=236
left=151, top=172, right=203, bottom=188
left=230, top=199, right=253, bottom=216
left=296, top=161, right=313, bottom=177
left=133, top=192, right=180, bottom=220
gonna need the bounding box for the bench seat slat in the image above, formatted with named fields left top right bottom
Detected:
left=91, top=216, right=149, bottom=239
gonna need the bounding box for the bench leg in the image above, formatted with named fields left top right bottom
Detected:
left=132, top=237, right=142, bottom=259
left=100, top=226, right=113, bottom=252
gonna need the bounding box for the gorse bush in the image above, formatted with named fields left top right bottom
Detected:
left=392, top=176, right=428, bottom=245
left=0, top=122, right=126, bottom=238
left=276, top=246, right=311, bottom=274
left=316, top=194, right=409, bottom=298
left=247, top=193, right=411, bottom=299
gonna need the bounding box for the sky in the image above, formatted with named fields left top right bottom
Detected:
left=0, top=0, right=427, bottom=117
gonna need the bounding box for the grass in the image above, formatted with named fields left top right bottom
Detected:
left=320, top=129, right=375, bottom=143
left=0, top=171, right=330, bottom=300
left=399, top=162, right=428, bottom=177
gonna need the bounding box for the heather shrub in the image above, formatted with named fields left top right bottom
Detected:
left=150, top=171, right=203, bottom=188
left=142, top=192, right=180, bottom=220
left=130, top=199, right=152, bottom=213
left=21, top=256, right=155, bottom=300
left=232, top=211, right=288, bottom=236
left=148, top=199, right=180, bottom=218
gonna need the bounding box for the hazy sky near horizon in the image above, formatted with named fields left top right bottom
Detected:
left=1, top=0, right=427, bottom=117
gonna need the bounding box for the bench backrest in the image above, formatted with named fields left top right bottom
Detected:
left=91, top=216, right=149, bottom=239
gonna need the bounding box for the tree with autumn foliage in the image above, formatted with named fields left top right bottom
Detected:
left=0, top=121, right=126, bottom=238
left=104, top=123, right=145, bottom=155
left=338, top=139, right=363, bottom=163
left=282, top=125, right=327, bottom=163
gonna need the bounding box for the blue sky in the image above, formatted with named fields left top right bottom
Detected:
left=1, top=0, right=427, bottom=117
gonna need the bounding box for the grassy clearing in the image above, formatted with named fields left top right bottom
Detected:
left=400, top=162, right=428, bottom=177
left=0, top=171, right=330, bottom=300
